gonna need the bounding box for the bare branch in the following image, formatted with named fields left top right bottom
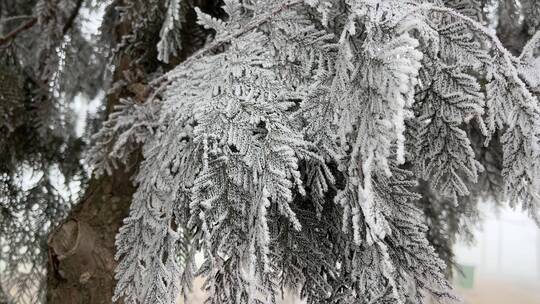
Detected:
left=0, top=0, right=84, bottom=46
left=0, top=15, right=34, bottom=24
left=0, top=18, right=37, bottom=46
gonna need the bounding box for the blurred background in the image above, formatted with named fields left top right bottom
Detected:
left=453, top=204, right=540, bottom=304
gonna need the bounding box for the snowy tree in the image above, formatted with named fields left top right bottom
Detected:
left=1, top=0, right=540, bottom=304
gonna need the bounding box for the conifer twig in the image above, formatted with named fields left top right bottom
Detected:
left=147, top=0, right=305, bottom=102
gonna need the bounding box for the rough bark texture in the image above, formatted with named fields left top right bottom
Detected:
left=46, top=171, right=134, bottom=304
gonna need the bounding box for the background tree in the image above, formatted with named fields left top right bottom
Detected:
left=0, top=0, right=102, bottom=301
left=0, top=0, right=539, bottom=304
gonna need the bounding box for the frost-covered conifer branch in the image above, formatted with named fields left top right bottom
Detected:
left=86, top=0, right=540, bottom=303
left=148, top=0, right=305, bottom=98
left=5, top=0, right=540, bottom=302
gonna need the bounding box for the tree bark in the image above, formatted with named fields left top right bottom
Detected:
left=46, top=171, right=134, bottom=304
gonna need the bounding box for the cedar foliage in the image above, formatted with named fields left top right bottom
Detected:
left=1, top=0, right=540, bottom=303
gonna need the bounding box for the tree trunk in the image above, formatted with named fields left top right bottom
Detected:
left=46, top=3, right=137, bottom=302
left=46, top=171, right=134, bottom=304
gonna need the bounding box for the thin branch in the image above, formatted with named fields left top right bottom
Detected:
left=147, top=0, right=305, bottom=101
left=0, top=15, right=34, bottom=24
left=429, top=6, right=517, bottom=62
left=0, top=18, right=37, bottom=46
left=429, top=6, right=533, bottom=96
left=180, top=0, right=304, bottom=68
left=0, top=0, right=84, bottom=46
